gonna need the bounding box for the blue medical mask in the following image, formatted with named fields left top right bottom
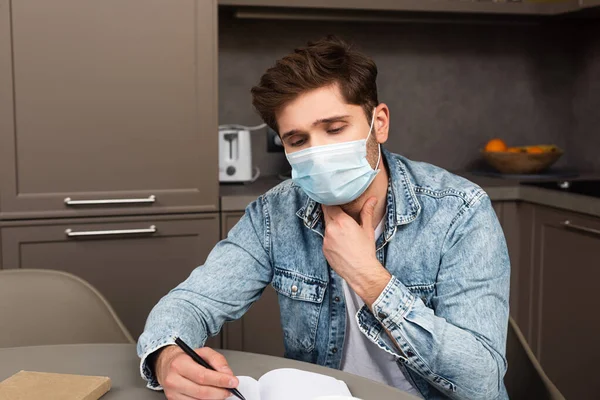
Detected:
left=285, top=110, right=381, bottom=206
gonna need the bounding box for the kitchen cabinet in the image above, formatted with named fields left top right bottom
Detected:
left=0, top=0, right=218, bottom=220
left=492, top=201, right=503, bottom=221
left=581, top=0, right=600, bottom=8
left=492, top=201, right=525, bottom=333
left=493, top=201, right=536, bottom=342
left=0, top=2, right=12, bottom=220
left=0, top=213, right=222, bottom=348
left=493, top=202, right=600, bottom=398
left=529, top=206, right=600, bottom=400
left=219, top=0, right=581, bottom=15
left=220, top=212, right=246, bottom=240
left=220, top=212, right=286, bottom=357
left=507, top=202, right=536, bottom=343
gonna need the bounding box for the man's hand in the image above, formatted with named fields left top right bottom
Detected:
left=155, top=345, right=239, bottom=400
left=322, top=197, right=392, bottom=307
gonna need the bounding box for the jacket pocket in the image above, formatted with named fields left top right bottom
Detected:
left=271, top=268, right=327, bottom=352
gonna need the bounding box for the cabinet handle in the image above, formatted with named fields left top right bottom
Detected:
left=65, top=225, right=157, bottom=238
left=562, top=220, right=600, bottom=236
left=64, top=195, right=156, bottom=206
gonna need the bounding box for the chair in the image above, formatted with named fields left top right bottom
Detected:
left=0, top=269, right=134, bottom=348
left=505, top=317, right=565, bottom=400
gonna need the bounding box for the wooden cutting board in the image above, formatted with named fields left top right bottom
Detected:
left=0, top=370, right=111, bottom=400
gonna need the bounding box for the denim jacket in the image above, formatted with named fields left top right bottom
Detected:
left=137, top=148, right=510, bottom=400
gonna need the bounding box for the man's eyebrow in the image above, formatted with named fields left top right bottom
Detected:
left=280, top=115, right=351, bottom=142
left=312, top=115, right=351, bottom=126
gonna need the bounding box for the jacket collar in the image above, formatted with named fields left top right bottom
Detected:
left=295, top=147, right=421, bottom=239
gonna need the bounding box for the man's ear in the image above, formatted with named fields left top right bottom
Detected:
left=374, top=104, right=390, bottom=144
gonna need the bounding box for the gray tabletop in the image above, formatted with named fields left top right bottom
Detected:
left=0, top=344, right=418, bottom=399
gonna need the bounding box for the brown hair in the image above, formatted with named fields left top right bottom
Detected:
left=251, top=35, right=379, bottom=132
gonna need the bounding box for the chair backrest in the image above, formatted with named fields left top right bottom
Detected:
left=505, top=317, right=565, bottom=400
left=0, top=269, right=134, bottom=348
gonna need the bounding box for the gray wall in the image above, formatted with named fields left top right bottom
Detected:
left=571, top=22, right=600, bottom=172
left=219, top=14, right=585, bottom=176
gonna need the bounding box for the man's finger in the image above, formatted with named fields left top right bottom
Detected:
left=168, top=391, right=197, bottom=400
left=195, top=348, right=234, bottom=375
left=360, top=197, right=378, bottom=230
left=168, top=373, right=231, bottom=400
left=322, top=205, right=344, bottom=221
left=176, top=356, right=238, bottom=389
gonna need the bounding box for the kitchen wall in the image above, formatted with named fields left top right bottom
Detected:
left=219, top=12, right=579, bottom=176
left=571, top=21, right=600, bottom=172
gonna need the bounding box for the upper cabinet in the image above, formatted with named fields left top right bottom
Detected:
left=219, top=0, right=581, bottom=15
left=581, top=0, right=600, bottom=7
left=0, top=0, right=218, bottom=220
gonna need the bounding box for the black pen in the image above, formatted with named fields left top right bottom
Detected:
left=174, top=337, right=246, bottom=400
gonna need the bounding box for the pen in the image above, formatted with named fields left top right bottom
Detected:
left=174, top=337, right=246, bottom=400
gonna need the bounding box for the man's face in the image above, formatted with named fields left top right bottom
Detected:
left=277, top=84, right=388, bottom=169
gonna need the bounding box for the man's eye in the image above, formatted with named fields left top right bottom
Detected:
left=291, top=138, right=306, bottom=147
left=327, top=126, right=345, bottom=134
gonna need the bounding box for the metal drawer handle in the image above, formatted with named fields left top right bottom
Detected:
left=562, top=220, right=600, bottom=236
left=65, top=225, right=157, bottom=237
left=64, top=195, right=156, bottom=206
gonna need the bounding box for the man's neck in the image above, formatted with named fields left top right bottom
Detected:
left=340, top=163, right=389, bottom=227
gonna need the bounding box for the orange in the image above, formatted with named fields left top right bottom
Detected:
left=485, top=138, right=508, bottom=152
left=507, top=147, right=524, bottom=153
left=527, top=146, right=544, bottom=154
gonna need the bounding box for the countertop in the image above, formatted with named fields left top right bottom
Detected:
left=220, top=173, right=600, bottom=218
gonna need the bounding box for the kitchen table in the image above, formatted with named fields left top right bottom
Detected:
left=0, top=344, right=419, bottom=399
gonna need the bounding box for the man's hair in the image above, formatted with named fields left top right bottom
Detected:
left=251, top=35, right=379, bottom=132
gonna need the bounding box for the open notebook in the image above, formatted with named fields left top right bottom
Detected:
left=226, top=368, right=352, bottom=400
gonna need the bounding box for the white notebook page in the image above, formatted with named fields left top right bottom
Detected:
left=259, top=368, right=351, bottom=400
left=227, top=376, right=260, bottom=400
left=227, top=369, right=352, bottom=400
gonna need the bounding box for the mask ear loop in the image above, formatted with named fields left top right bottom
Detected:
left=368, top=108, right=382, bottom=171
left=375, top=143, right=382, bottom=171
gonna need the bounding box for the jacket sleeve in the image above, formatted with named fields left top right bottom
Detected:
left=136, top=196, right=273, bottom=389
left=365, top=193, right=510, bottom=399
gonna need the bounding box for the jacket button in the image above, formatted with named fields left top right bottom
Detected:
left=377, top=311, right=387, bottom=320
left=332, top=347, right=338, bottom=354
left=334, top=296, right=341, bottom=302
left=291, top=285, right=298, bottom=294
left=406, top=350, right=415, bottom=358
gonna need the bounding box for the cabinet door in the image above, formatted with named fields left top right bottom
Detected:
left=1, top=213, right=221, bottom=348
left=0, top=0, right=218, bottom=219
left=530, top=206, right=600, bottom=400
left=493, top=201, right=536, bottom=344
left=0, top=0, right=13, bottom=219
left=491, top=201, right=503, bottom=222
left=581, top=0, right=600, bottom=8
left=218, top=0, right=579, bottom=14
left=221, top=212, right=285, bottom=357
left=221, top=212, right=245, bottom=240
left=508, top=202, right=536, bottom=343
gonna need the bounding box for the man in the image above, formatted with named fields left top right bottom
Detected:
left=138, top=36, right=510, bottom=400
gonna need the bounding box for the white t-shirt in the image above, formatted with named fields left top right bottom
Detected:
left=340, top=218, right=422, bottom=398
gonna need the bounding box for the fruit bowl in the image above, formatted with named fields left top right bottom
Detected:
left=481, top=145, right=564, bottom=175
